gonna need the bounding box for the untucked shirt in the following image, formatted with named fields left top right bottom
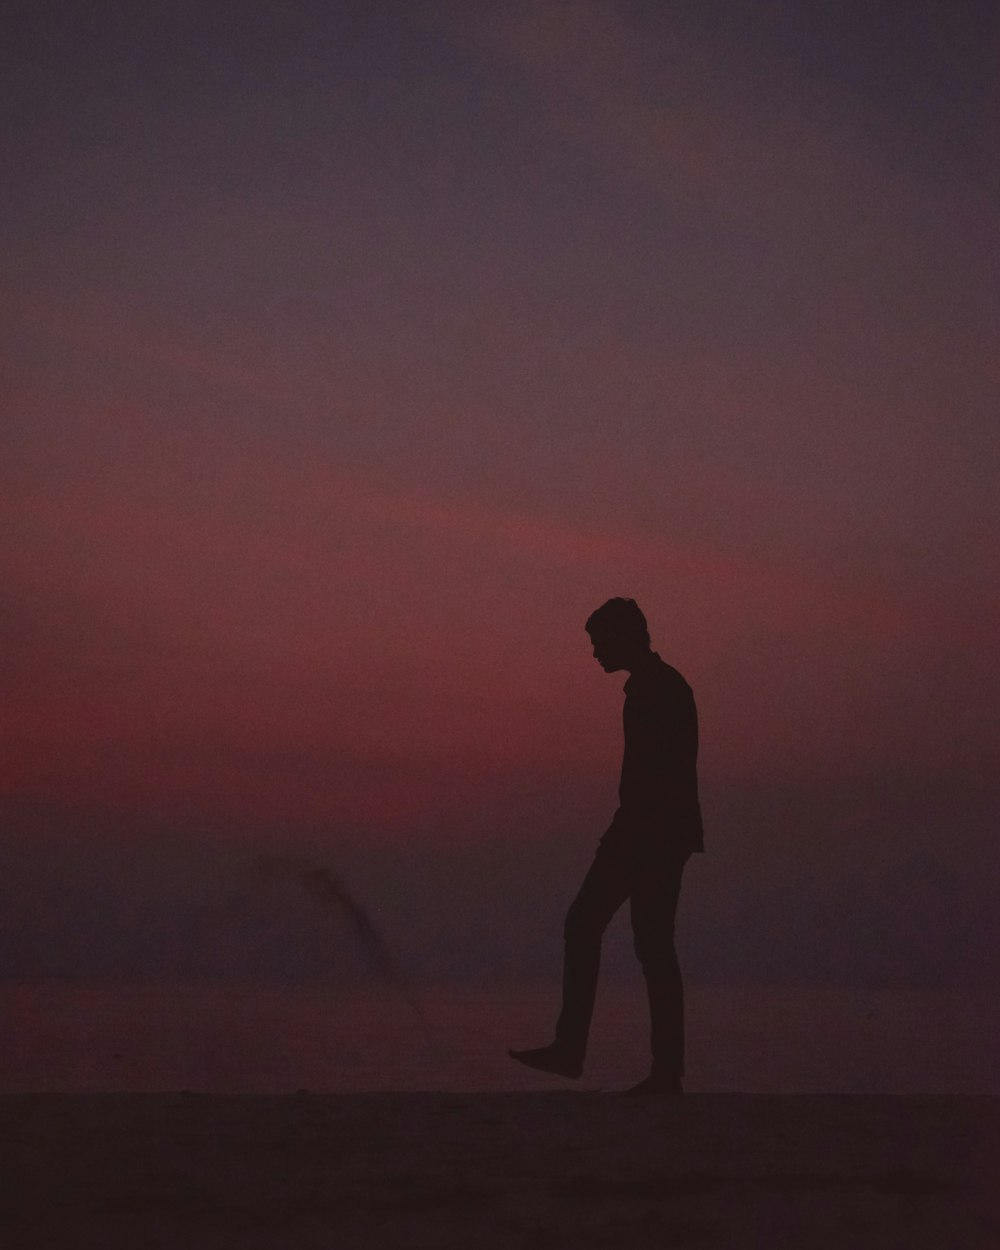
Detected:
left=610, top=651, right=704, bottom=853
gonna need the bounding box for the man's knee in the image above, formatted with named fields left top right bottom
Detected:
left=564, top=900, right=608, bottom=945
left=632, top=923, right=677, bottom=970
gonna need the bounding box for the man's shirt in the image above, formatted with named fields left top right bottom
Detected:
left=610, top=651, right=704, bottom=853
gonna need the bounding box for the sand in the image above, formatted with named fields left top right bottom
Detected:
left=1, top=1092, right=996, bottom=1248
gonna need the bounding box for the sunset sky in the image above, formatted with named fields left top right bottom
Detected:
left=3, top=1, right=997, bottom=990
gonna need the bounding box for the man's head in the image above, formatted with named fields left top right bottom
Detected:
left=585, top=597, right=651, bottom=673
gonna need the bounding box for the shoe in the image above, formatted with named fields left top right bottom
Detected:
left=508, top=1044, right=583, bottom=1080
left=616, top=1072, right=683, bottom=1097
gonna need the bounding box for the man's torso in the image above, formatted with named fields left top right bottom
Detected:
left=613, top=652, right=704, bottom=853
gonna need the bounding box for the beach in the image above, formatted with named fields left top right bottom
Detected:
left=2, top=1091, right=996, bottom=1248
left=3, top=980, right=996, bottom=1245
left=4, top=980, right=996, bottom=1096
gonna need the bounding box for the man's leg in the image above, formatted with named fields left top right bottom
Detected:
left=510, top=838, right=631, bottom=1078
left=554, top=841, right=632, bottom=1063
left=628, top=850, right=689, bottom=1090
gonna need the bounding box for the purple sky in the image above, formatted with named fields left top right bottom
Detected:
left=2, top=1, right=997, bottom=988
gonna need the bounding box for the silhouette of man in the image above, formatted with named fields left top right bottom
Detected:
left=510, top=597, right=704, bottom=1095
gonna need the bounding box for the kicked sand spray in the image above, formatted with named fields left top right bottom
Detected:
left=248, top=854, right=424, bottom=1020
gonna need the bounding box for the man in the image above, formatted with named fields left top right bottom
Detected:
left=510, top=597, right=704, bottom=1096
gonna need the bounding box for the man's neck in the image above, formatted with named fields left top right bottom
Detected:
left=624, top=647, right=657, bottom=675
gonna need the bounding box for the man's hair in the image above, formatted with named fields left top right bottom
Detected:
left=585, top=597, right=650, bottom=646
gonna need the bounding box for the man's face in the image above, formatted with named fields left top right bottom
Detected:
left=588, top=628, right=631, bottom=673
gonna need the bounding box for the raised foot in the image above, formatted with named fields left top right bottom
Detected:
left=508, top=1045, right=583, bottom=1080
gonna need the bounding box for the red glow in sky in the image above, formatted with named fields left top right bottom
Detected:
left=2, top=3, right=998, bottom=993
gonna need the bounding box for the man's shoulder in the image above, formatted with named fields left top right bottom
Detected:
left=628, top=655, right=693, bottom=701
left=651, top=655, right=693, bottom=694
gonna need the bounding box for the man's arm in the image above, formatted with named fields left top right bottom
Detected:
left=614, top=681, right=699, bottom=837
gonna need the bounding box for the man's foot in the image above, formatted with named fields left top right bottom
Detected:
left=615, top=1071, right=683, bottom=1097
left=508, top=1044, right=583, bottom=1080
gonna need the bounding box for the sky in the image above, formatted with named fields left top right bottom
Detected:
left=2, top=0, right=998, bottom=991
